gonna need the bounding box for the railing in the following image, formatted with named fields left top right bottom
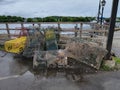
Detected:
left=0, top=22, right=109, bottom=38
left=1, top=22, right=120, bottom=56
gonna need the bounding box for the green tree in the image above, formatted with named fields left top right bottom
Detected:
left=27, top=18, right=33, bottom=22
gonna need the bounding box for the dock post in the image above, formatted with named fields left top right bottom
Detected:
left=79, top=23, right=83, bottom=38
left=38, top=23, right=41, bottom=28
left=58, top=22, right=61, bottom=37
left=106, top=0, right=119, bottom=59
left=58, top=22, right=61, bottom=30
left=6, top=23, right=10, bottom=38
left=21, top=22, right=24, bottom=28
left=33, top=23, right=35, bottom=27
left=57, top=22, right=61, bottom=46
left=74, top=24, right=78, bottom=37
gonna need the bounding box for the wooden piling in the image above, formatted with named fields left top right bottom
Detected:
left=79, top=23, right=83, bottom=38
left=5, top=23, right=10, bottom=38
left=21, top=23, right=24, bottom=28
left=38, top=23, right=41, bottom=28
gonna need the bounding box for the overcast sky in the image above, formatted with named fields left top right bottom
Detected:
left=0, top=0, right=119, bottom=18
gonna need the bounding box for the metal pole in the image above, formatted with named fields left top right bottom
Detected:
left=106, top=0, right=119, bottom=60
left=100, top=6, right=104, bottom=25
left=97, top=0, right=101, bottom=23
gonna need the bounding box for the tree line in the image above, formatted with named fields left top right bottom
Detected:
left=0, top=15, right=96, bottom=22
left=0, top=15, right=24, bottom=22
left=28, top=16, right=95, bottom=22
left=0, top=15, right=120, bottom=22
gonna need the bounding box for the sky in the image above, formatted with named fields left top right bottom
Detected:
left=0, top=0, right=119, bottom=18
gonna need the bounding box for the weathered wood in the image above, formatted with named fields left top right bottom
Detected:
left=80, top=23, right=83, bottom=38
left=74, top=24, right=78, bottom=37
left=115, top=28, right=120, bottom=31
left=0, top=22, right=110, bottom=39
left=60, top=36, right=72, bottom=40
left=21, top=23, right=24, bottom=28
left=5, top=23, right=10, bottom=38
left=0, top=28, right=108, bottom=33
left=83, top=30, right=108, bottom=33
left=58, top=23, right=61, bottom=29
left=38, top=23, right=41, bottom=28
left=0, top=28, right=25, bottom=30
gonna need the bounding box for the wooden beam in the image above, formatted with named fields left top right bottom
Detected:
left=5, top=23, right=10, bottom=38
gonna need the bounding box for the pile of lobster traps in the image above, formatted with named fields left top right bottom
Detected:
left=3, top=26, right=107, bottom=72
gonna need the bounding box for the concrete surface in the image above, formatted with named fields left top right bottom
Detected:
left=1, top=51, right=120, bottom=90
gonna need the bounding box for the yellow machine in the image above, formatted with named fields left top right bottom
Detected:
left=4, top=36, right=27, bottom=54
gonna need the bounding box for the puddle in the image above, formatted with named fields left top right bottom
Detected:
left=0, top=51, right=91, bottom=82
left=0, top=51, right=98, bottom=83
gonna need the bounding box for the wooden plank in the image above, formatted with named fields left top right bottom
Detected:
left=21, top=23, right=24, bottom=28
left=80, top=23, right=83, bottom=38
left=60, top=36, right=71, bottom=40
left=5, top=23, right=11, bottom=38
left=0, top=28, right=28, bottom=30
left=0, top=28, right=108, bottom=33
left=115, top=28, right=120, bottom=31
left=82, top=30, right=108, bottom=33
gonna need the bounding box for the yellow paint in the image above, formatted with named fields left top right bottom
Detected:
left=5, top=36, right=27, bottom=54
